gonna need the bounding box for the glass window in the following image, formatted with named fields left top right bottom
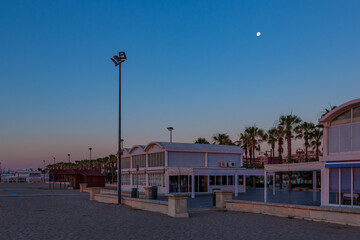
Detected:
left=132, top=173, right=146, bottom=186
left=353, top=107, right=360, bottom=123
left=339, top=125, right=351, bottom=152
left=352, top=123, right=360, bottom=152
left=169, top=176, right=179, bottom=193
left=121, top=174, right=130, bottom=185
left=209, top=176, right=215, bottom=185
left=148, top=174, right=162, bottom=187
left=329, top=126, right=340, bottom=153
left=329, top=168, right=339, bottom=204
left=222, top=176, right=227, bottom=185
left=238, top=175, right=244, bottom=185
left=331, top=110, right=351, bottom=126
left=354, top=168, right=360, bottom=206
left=341, top=168, right=351, bottom=205
left=148, top=152, right=165, bottom=167
left=132, top=154, right=146, bottom=168
left=121, top=157, right=130, bottom=169
left=216, top=176, right=221, bottom=185
left=228, top=176, right=234, bottom=185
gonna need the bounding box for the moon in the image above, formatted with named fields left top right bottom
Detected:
left=256, top=32, right=261, bottom=37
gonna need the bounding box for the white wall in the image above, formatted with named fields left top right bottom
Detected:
left=208, top=153, right=241, bottom=167
left=168, top=152, right=204, bottom=167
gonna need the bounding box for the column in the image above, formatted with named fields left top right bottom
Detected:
left=191, top=172, right=195, bottom=199
left=235, top=174, right=238, bottom=197
left=273, top=173, right=276, bottom=195
left=264, top=171, right=267, bottom=203
left=313, top=170, right=317, bottom=201
left=204, top=152, right=208, bottom=167
left=243, top=176, right=246, bottom=193
left=165, top=172, right=169, bottom=194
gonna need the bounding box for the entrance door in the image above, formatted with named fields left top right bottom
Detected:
left=196, top=176, right=208, bottom=192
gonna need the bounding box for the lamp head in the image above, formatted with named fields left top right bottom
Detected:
left=167, top=127, right=174, bottom=131
left=119, top=52, right=127, bottom=60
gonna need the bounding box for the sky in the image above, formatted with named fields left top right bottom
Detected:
left=1, top=0, right=360, bottom=170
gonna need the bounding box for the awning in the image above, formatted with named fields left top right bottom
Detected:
left=325, top=161, right=360, bottom=168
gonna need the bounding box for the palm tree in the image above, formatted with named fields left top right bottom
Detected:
left=279, top=114, right=302, bottom=163
left=278, top=114, right=302, bottom=190
left=212, top=133, right=233, bottom=145
left=311, top=128, right=323, bottom=161
left=274, top=125, right=285, bottom=189
left=194, top=137, right=210, bottom=144
left=321, top=105, right=337, bottom=117
left=235, top=132, right=250, bottom=165
left=267, top=128, right=277, bottom=163
left=297, top=122, right=315, bottom=161
left=244, top=126, right=266, bottom=166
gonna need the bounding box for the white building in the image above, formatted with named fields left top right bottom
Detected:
left=121, top=141, right=264, bottom=198
left=319, top=98, right=360, bottom=207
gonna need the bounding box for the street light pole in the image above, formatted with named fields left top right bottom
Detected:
left=68, top=154, right=71, bottom=163
left=167, top=127, right=174, bottom=143
left=111, top=51, right=127, bottom=204
left=43, top=160, right=46, bottom=182
left=89, top=148, right=92, bottom=161
left=53, top=157, right=56, bottom=169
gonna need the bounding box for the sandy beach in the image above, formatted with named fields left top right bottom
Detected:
left=0, top=183, right=359, bottom=240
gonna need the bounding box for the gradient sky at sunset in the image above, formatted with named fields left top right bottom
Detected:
left=1, top=0, right=360, bottom=169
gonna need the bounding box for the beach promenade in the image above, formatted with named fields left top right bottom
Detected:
left=0, top=183, right=359, bottom=240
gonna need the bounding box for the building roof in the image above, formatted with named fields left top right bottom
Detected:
left=144, top=141, right=244, bottom=154
left=49, top=169, right=104, bottom=177
left=319, top=98, right=360, bottom=123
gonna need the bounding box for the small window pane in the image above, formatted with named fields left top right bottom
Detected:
left=222, top=176, right=227, bottom=185
left=339, top=125, right=351, bottom=152
left=216, top=176, right=221, bottom=185
left=329, top=126, right=339, bottom=153
left=331, top=110, right=351, bottom=126
left=353, top=107, right=360, bottom=123
left=209, top=176, right=215, bottom=185
left=228, top=176, right=234, bottom=185
left=329, top=168, right=339, bottom=204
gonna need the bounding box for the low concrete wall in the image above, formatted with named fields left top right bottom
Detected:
left=92, top=192, right=189, bottom=218
left=94, top=193, right=118, bottom=204
left=79, top=183, right=88, bottom=192
left=122, top=197, right=168, bottom=215
left=226, top=200, right=360, bottom=227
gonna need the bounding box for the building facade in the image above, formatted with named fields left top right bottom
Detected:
left=319, top=98, right=360, bottom=207
left=121, top=142, right=264, bottom=198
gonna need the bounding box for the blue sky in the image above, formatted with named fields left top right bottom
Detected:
left=1, top=0, right=359, bottom=169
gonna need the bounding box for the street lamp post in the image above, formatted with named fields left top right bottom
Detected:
left=43, top=160, right=46, bottom=183
left=68, top=154, right=71, bottom=163
left=89, top=148, right=92, bottom=161
left=167, top=127, right=174, bottom=143
left=111, top=51, right=127, bottom=204
left=53, top=157, right=56, bottom=169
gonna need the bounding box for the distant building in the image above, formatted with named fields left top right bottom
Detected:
left=121, top=142, right=264, bottom=198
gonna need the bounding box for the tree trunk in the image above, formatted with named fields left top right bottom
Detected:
left=287, top=132, right=291, bottom=163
